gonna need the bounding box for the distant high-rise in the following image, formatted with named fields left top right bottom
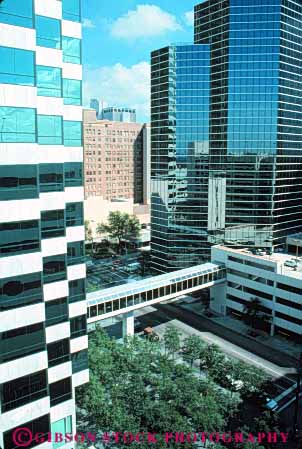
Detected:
left=90, top=98, right=99, bottom=116
left=83, top=110, right=149, bottom=203
left=102, top=107, right=136, bottom=123
left=0, top=0, right=88, bottom=447
left=151, top=0, right=302, bottom=273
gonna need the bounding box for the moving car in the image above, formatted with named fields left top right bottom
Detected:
left=265, top=398, right=278, bottom=412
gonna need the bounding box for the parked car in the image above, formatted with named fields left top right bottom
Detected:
left=284, top=259, right=297, bottom=268
left=255, top=249, right=266, bottom=256
left=125, top=262, right=141, bottom=273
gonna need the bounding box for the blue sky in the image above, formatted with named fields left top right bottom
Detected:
left=82, top=0, right=198, bottom=122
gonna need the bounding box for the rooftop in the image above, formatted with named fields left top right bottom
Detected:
left=216, top=245, right=302, bottom=280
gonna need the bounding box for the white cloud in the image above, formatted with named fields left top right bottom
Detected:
left=84, top=62, right=150, bottom=122
left=110, top=4, right=182, bottom=40
left=82, top=18, right=95, bottom=29
left=184, top=10, right=194, bottom=27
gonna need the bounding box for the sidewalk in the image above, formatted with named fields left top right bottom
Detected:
left=152, top=319, right=292, bottom=379
left=157, top=303, right=299, bottom=368
left=180, top=301, right=302, bottom=360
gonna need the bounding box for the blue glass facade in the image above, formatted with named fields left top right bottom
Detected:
left=151, top=45, right=211, bottom=272
left=195, top=0, right=302, bottom=250
left=0, top=0, right=34, bottom=28
left=36, top=15, right=61, bottom=49
left=151, top=0, right=302, bottom=272
left=0, top=46, right=35, bottom=86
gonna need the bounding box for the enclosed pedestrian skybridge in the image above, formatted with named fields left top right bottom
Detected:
left=87, top=262, right=226, bottom=324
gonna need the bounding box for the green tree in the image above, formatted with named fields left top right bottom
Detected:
left=201, top=343, right=225, bottom=372
left=244, top=297, right=271, bottom=332
left=163, top=325, right=181, bottom=358
left=182, top=334, right=204, bottom=368
left=76, top=328, right=228, bottom=449
left=97, top=211, right=141, bottom=253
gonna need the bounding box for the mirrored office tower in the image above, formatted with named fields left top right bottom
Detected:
left=151, top=0, right=302, bottom=273
left=151, top=45, right=211, bottom=272
left=196, top=0, right=302, bottom=251
left=0, top=1, right=88, bottom=448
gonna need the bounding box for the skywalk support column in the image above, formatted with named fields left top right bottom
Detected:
left=123, top=312, right=134, bottom=337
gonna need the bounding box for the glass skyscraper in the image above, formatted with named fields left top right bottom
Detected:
left=151, top=45, right=211, bottom=272
left=0, top=1, right=88, bottom=448
left=151, top=0, right=302, bottom=273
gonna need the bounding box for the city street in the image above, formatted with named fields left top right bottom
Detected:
left=134, top=304, right=302, bottom=434
left=156, top=302, right=299, bottom=368
left=134, top=306, right=293, bottom=383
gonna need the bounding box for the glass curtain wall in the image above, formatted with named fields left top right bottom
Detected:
left=151, top=44, right=211, bottom=272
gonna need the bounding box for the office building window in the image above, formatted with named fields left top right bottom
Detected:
left=45, top=297, right=68, bottom=327
left=63, top=79, right=82, bottom=105
left=64, top=162, right=83, bottom=187
left=0, top=272, right=42, bottom=311
left=62, top=0, right=81, bottom=22
left=0, top=107, right=36, bottom=143
left=41, top=210, right=65, bottom=239
left=62, top=36, right=81, bottom=64
left=0, top=220, right=40, bottom=257
left=47, top=339, right=70, bottom=367
left=0, top=0, right=34, bottom=28
left=36, top=15, right=61, bottom=49
left=51, top=416, right=72, bottom=449
left=0, top=323, right=45, bottom=364
left=43, top=255, right=66, bottom=284
left=36, top=65, right=62, bottom=97
left=39, top=163, right=64, bottom=192
left=0, top=46, right=34, bottom=86
left=50, top=377, right=72, bottom=406
left=68, top=278, right=85, bottom=302
left=67, top=241, right=85, bottom=266
left=66, top=202, right=83, bottom=227
left=37, top=115, right=63, bottom=145
left=4, top=415, right=50, bottom=449
left=63, top=120, right=82, bottom=146
left=1, top=370, right=47, bottom=412
left=0, top=165, right=38, bottom=200
left=71, top=349, right=88, bottom=373
left=70, top=315, right=86, bottom=339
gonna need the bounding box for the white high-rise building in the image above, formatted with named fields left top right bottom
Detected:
left=0, top=1, right=88, bottom=448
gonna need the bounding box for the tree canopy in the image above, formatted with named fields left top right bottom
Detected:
left=77, top=328, right=227, bottom=449
left=97, top=211, right=141, bottom=251
left=76, top=328, right=281, bottom=449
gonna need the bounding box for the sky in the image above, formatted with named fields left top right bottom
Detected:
left=82, top=0, right=199, bottom=122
